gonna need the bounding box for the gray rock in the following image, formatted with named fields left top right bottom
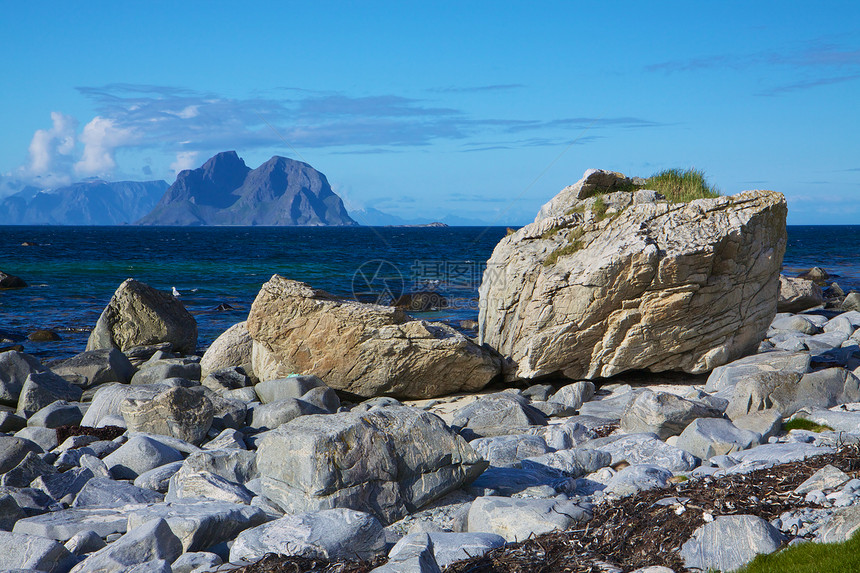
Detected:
left=452, top=393, right=546, bottom=439
left=586, top=433, right=698, bottom=472
left=205, top=389, right=247, bottom=431
left=257, top=407, right=487, bottom=524
left=374, top=533, right=441, bottom=573
left=794, top=464, right=851, bottom=495
left=202, top=366, right=251, bottom=394
left=469, top=435, right=551, bottom=468
left=705, top=351, right=810, bottom=393
left=467, top=496, right=591, bottom=542
left=128, top=432, right=201, bottom=456
left=166, top=469, right=254, bottom=504
left=13, top=507, right=131, bottom=541
left=794, top=408, right=860, bottom=433
left=0, top=410, right=26, bottom=433
left=620, top=390, right=721, bottom=440
left=732, top=409, right=782, bottom=442
left=0, top=351, right=47, bottom=406
left=0, top=494, right=25, bottom=531
left=64, top=530, right=106, bottom=556
left=134, top=462, right=184, bottom=493
left=203, top=428, right=246, bottom=450
left=33, top=467, right=95, bottom=502
left=17, top=371, right=83, bottom=417
left=79, top=383, right=163, bottom=428
left=179, top=449, right=257, bottom=485
left=0, top=485, right=53, bottom=517
left=69, top=517, right=183, bottom=573
left=468, top=465, right=575, bottom=496
left=680, top=515, right=784, bottom=572
left=229, top=508, right=386, bottom=562
left=27, top=400, right=84, bottom=428
left=817, top=505, right=860, bottom=542
left=73, top=477, right=164, bottom=508
left=521, top=384, right=554, bottom=402
left=51, top=348, right=136, bottom=389
left=131, top=358, right=201, bottom=385
left=0, top=530, right=79, bottom=573
left=530, top=401, right=570, bottom=417
left=223, top=386, right=258, bottom=403
left=521, top=449, right=612, bottom=478
left=394, top=532, right=505, bottom=568
left=0, top=451, right=58, bottom=487
left=86, top=278, right=197, bottom=355
left=248, top=397, right=326, bottom=431
left=725, top=443, right=834, bottom=471
left=527, top=420, right=594, bottom=450
left=15, top=426, right=58, bottom=451
left=0, top=435, right=43, bottom=473
left=171, top=551, right=223, bottom=573
left=604, top=464, right=672, bottom=496
left=79, top=455, right=111, bottom=479
left=675, top=417, right=761, bottom=460
left=121, top=386, right=214, bottom=444
left=728, top=367, right=860, bottom=418
left=103, top=435, right=184, bottom=480
left=298, top=385, right=341, bottom=413
left=547, top=381, right=595, bottom=414
left=254, top=375, right=327, bottom=404
left=126, top=500, right=266, bottom=552
left=770, top=313, right=820, bottom=334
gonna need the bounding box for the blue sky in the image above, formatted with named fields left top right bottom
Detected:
left=1, top=2, right=858, bottom=225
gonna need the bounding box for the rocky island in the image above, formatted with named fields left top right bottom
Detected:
left=137, top=151, right=356, bottom=226
left=2, top=169, right=860, bottom=573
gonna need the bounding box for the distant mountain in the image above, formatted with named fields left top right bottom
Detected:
left=138, top=151, right=357, bottom=226
left=349, top=206, right=492, bottom=227
left=0, top=179, right=168, bottom=225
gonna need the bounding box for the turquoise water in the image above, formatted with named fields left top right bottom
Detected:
left=1, top=225, right=857, bottom=362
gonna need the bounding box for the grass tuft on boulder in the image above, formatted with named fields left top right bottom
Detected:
left=644, top=168, right=720, bottom=203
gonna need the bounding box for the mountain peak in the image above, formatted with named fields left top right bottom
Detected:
left=138, top=151, right=356, bottom=226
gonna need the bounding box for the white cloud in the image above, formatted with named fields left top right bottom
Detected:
left=170, top=151, right=199, bottom=175
left=27, top=112, right=77, bottom=175
left=74, top=116, right=137, bottom=176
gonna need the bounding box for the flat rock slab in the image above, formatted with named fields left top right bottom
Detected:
left=69, top=517, right=183, bottom=573
left=587, top=433, right=698, bottom=472
left=126, top=500, right=267, bottom=552
left=230, top=508, right=386, bottom=562
left=12, top=506, right=136, bottom=540
left=467, top=496, right=592, bottom=542
left=393, top=531, right=507, bottom=568
left=74, top=477, right=164, bottom=508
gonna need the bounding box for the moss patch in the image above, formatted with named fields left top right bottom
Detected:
left=783, top=418, right=834, bottom=433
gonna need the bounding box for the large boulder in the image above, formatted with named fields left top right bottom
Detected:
left=199, top=322, right=252, bottom=377
left=50, top=348, right=136, bottom=389
left=0, top=351, right=47, bottom=407
left=86, top=278, right=197, bottom=355
left=247, top=276, right=500, bottom=398
left=479, top=171, right=787, bottom=381
left=256, top=406, right=487, bottom=524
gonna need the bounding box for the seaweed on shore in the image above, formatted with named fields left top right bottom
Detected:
left=55, top=424, right=126, bottom=445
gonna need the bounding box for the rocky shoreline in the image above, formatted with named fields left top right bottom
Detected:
left=2, top=169, right=860, bottom=573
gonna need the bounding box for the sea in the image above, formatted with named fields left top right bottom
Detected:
left=1, top=225, right=859, bottom=363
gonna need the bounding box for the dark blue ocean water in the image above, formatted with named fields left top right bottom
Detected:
left=1, top=225, right=858, bottom=362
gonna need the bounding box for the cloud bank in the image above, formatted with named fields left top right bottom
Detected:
left=16, top=84, right=661, bottom=185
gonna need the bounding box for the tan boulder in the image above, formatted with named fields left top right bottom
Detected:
left=86, top=279, right=197, bottom=355
left=479, top=171, right=787, bottom=381
left=247, top=276, right=500, bottom=399
left=777, top=275, right=824, bottom=313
